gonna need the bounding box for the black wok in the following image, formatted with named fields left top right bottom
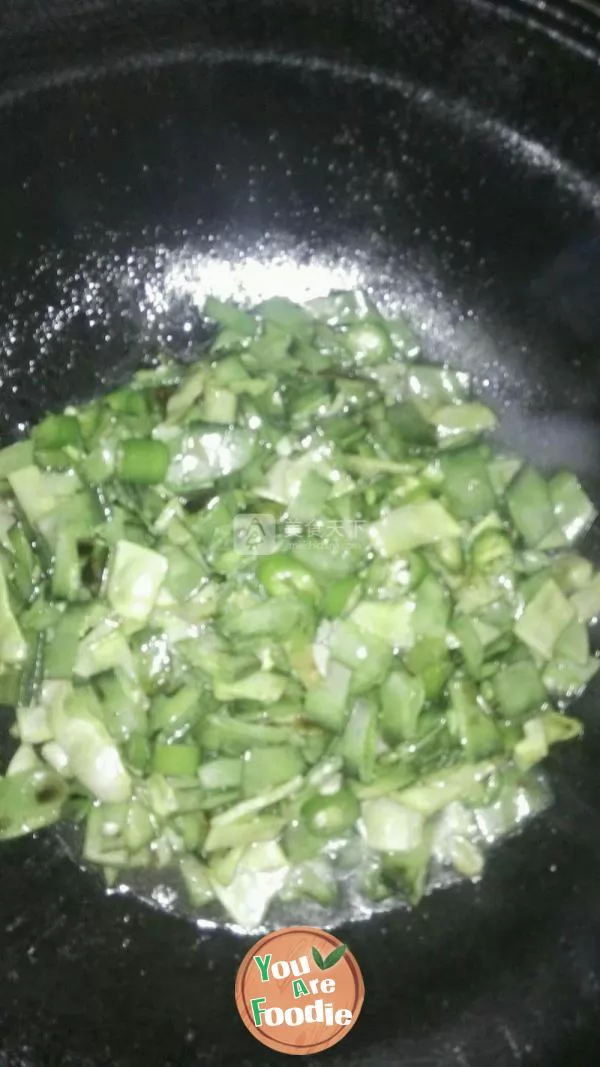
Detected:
left=1, top=1, right=600, bottom=1064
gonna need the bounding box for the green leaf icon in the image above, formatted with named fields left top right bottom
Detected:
left=312, top=943, right=348, bottom=970
left=311, top=946, right=326, bottom=970
left=322, top=943, right=348, bottom=970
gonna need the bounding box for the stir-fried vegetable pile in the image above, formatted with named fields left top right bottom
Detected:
left=0, top=291, right=598, bottom=928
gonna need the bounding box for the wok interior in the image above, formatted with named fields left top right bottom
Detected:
left=1, top=4, right=600, bottom=1062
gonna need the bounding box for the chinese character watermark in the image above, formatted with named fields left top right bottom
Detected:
left=233, top=515, right=367, bottom=555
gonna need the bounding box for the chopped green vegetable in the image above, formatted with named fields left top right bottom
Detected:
left=441, top=446, right=495, bottom=520
left=341, top=696, right=378, bottom=782
left=369, top=500, right=461, bottom=556
left=107, top=540, right=168, bottom=622
left=571, top=573, right=600, bottom=622
left=361, top=797, right=424, bottom=853
left=0, top=767, right=69, bottom=839
left=434, top=402, right=498, bottom=448
left=514, top=579, right=574, bottom=660
left=152, top=742, right=200, bottom=777
left=506, top=467, right=556, bottom=547
left=213, top=671, right=287, bottom=704
left=0, top=290, right=594, bottom=928
left=380, top=669, right=425, bottom=743
left=493, top=661, right=546, bottom=719
left=350, top=599, right=414, bottom=649
left=0, top=565, right=27, bottom=664
left=301, top=787, right=360, bottom=839
left=242, top=745, right=304, bottom=797
left=118, top=439, right=169, bottom=484
left=549, top=471, right=597, bottom=543
left=257, top=553, right=320, bottom=601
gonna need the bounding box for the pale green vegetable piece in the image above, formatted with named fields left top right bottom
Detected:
left=209, top=841, right=289, bottom=929
left=369, top=500, right=461, bottom=556
left=0, top=565, right=27, bottom=665
left=107, top=540, right=168, bottom=621
left=16, top=703, right=53, bottom=744
left=350, top=599, right=414, bottom=649
left=7, top=744, right=41, bottom=777
left=210, top=775, right=304, bottom=828
left=433, top=802, right=484, bottom=878
left=549, top=471, right=597, bottom=543
left=380, top=669, right=426, bottom=742
left=543, top=656, right=599, bottom=698
left=166, top=427, right=253, bottom=491
left=51, top=688, right=132, bottom=803
left=74, top=619, right=136, bottom=679
left=514, top=718, right=549, bottom=772
left=180, top=856, right=215, bottom=907
left=571, top=573, right=600, bottom=622
left=396, top=761, right=497, bottom=816
left=8, top=466, right=80, bottom=528
left=515, top=579, right=574, bottom=660
left=434, top=402, right=498, bottom=448
left=213, top=671, right=287, bottom=705
left=361, top=797, right=424, bottom=852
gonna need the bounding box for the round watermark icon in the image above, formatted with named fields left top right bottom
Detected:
left=235, top=925, right=364, bottom=1056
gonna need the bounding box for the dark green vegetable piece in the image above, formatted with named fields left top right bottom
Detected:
left=493, top=661, right=546, bottom=719
left=118, top=439, right=170, bottom=484
left=0, top=768, right=68, bottom=839
left=33, top=414, right=82, bottom=451
left=301, top=787, right=360, bottom=839
left=257, top=553, right=320, bottom=601
left=441, top=446, right=495, bottom=520
left=506, top=467, right=556, bottom=547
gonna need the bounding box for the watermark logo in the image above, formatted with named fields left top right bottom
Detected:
left=233, top=514, right=277, bottom=555
left=234, top=515, right=368, bottom=556
left=235, top=925, right=364, bottom=1056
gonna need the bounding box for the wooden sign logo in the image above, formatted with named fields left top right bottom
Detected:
left=235, top=925, right=365, bottom=1056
